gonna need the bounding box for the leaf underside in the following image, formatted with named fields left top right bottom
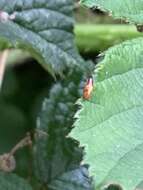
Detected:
left=0, top=0, right=83, bottom=75
left=81, top=0, right=143, bottom=24
left=71, top=37, right=143, bottom=190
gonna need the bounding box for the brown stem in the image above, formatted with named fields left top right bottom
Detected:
left=0, top=49, right=9, bottom=89
left=8, top=133, right=32, bottom=158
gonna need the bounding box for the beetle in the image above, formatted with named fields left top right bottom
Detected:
left=83, top=77, right=93, bottom=100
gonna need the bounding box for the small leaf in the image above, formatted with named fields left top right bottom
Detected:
left=34, top=68, right=84, bottom=183
left=33, top=68, right=93, bottom=189
left=0, top=172, right=32, bottom=190
left=0, top=0, right=83, bottom=75
left=81, top=0, right=143, bottom=24
left=71, top=38, right=143, bottom=190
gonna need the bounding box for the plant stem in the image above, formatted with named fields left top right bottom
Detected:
left=0, top=49, right=9, bottom=89
left=75, top=24, right=143, bottom=53
left=8, top=133, right=32, bottom=158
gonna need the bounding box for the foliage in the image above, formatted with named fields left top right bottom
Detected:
left=2, top=0, right=143, bottom=190
left=81, top=0, right=143, bottom=24
left=0, top=0, right=94, bottom=189
left=34, top=68, right=93, bottom=189
left=1, top=61, right=94, bottom=189
left=0, top=0, right=84, bottom=76
left=71, top=37, right=143, bottom=189
left=71, top=0, right=143, bottom=190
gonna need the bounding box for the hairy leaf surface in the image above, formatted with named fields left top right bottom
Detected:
left=0, top=0, right=83, bottom=75
left=71, top=38, right=143, bottom=190
left=33, top=68, right=93, bottom=189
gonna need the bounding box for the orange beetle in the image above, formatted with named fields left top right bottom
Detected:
left=83, top=77, right=93, bottom=100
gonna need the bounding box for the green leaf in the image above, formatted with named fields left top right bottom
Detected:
left=0, top=0, right=83, bottom=75
left=81, top=0, right=143, bottom=24
left=0, top=172, right=32, bottom=190
left=33, top=68, right=93, bottom=189
left=71, top=37, right=143, bottom=190
left=33, top=68, right=84, bottom=182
